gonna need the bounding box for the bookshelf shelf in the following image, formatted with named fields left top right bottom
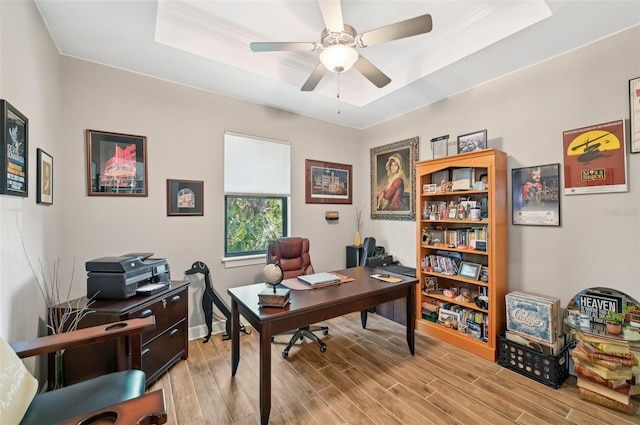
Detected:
left=415, top=149, right=507, bottom=362
left=422, top=292, right=489, bottom=313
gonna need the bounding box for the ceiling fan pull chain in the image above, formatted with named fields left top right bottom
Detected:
left=337, top=74, right=341, bottom=115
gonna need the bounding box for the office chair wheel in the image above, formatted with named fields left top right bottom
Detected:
left=282, top=349, right=289, bottom=358
left=322, top=329, right=329, bottom=336
left=320, top=345, right=327, bottom=353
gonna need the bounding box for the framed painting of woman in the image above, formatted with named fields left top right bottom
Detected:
left=370, top=136, right=418, bottom=220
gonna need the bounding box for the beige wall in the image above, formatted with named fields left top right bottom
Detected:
left=362, top=27, right=640, bottom=305
left=1, top=0, right=638, bottom=348
left=0, top=0, right=62, bottom=343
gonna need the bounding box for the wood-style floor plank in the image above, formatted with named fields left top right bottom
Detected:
left=151, top=312, right=640, bottom=424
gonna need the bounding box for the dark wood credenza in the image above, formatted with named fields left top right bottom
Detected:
left=49, top=280, right=189, bottom=388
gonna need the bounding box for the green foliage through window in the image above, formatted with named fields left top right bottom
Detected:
left=225, top=195, right=287, bottom=257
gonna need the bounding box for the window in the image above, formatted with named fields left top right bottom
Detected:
left=224, top=132, right=290, bottom=258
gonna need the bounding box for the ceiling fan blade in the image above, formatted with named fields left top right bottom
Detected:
left=359, top=14, right=433, bottom=47
left=353, top=55, right=391, bottom=88
left=318, top=0, right=344, bottom=33
left=301, top=63, right=327, bottom=91
left=250, top=42, right=317, bottom=52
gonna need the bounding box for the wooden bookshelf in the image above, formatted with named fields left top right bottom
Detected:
left=415, top=149, right=507, bottom=361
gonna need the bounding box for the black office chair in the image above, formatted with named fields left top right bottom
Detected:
left=267, top=237, right=328, bottom=358
left=359, top=237, right=377, bottom=266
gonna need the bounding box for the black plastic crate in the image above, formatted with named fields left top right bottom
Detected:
left=497, top=332, right=569, bottom=389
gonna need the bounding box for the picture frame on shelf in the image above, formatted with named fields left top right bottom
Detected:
left=424, top=276, right=439, bottom=292
left=458, top=261, right=482, bottom=280
left=512, top=163, right=560, bottom=226
left=167, top=179, right=204, bottom=216
left=422, top=183, right=437, bottom=194
left=305, top=159, right=352, bottom=204
left=457, top=130, right=487, bottom=154
left=370, top=136, right=418, bottom=221
left=36, top=148, right=53, bottom=205
left=451, top=167, right=473, bottom=191
left=85, top=129, right=148, bottom=196
left=630, top=77, right=640, bottom=154
left=1, top=99, right=29, bottom=197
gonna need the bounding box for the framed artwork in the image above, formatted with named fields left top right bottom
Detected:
left=305, top=159, right=352, bottom=204
left=457, top=130, right=487, bottom=154
left=561, top=120, right=627, bottom=195
left=85, top=129, right=148, bottom=196
left=630, top=77, right=640, bottom=154
left=37, top=148, right=53, bottom=205
left=458, top=261, right=482, bottom=280
left=370, top=136, right=418, bottom=220
left=167, top=179, right=203, bottom=216
left=0, top=100, right=28, bottom=197
left=512, top=163, right=560, bottom=226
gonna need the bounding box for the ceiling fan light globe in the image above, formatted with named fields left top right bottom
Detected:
left=320, top=44, right=358, bottom=73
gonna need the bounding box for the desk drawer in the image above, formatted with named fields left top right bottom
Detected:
left=133, top=290, right=187, bottom=343
left=141, top=319, right=186, bottom=380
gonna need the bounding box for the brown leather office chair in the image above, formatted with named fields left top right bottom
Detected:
left=267, top=237, right=328, bottom=358
left=0, top=317, right=167, bottom=425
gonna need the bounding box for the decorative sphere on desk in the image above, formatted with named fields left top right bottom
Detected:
left=262, top=263, right=284, bottom=292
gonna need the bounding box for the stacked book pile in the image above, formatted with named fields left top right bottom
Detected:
left=572, top=331, right=639, bottom=414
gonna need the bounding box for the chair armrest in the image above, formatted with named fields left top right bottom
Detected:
left=10, top=316, right=156, bottom=359
left=57, top=389, right=167, bottom=425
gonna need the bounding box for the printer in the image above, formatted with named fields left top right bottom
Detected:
left=86, top=253, right=170, bottom=300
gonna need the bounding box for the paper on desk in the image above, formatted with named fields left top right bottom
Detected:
left=370, top=274, right=403, bottom=283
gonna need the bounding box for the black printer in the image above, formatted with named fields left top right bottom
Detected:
left=86, top=253, right=170, bottom=300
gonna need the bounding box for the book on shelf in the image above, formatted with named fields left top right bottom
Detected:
left=577, top=387, right=632, bottom=415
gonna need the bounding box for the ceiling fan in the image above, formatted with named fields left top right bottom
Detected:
left=250, top=0, right=433, bottom=91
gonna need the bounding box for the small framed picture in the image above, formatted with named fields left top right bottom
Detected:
left=85, top=129, right=147, bottom=196
left=630, top=77, right=640, bottom=154
left=1, top=99, right=29, bottom=197
left=422, top=183, right=437, bottom=194
left=457, top=130, right=487, bottom=154
left=479, top=266, right=489, bottom=282
left=36, top=148, right=53, bottom=205
left=423, top=276, right=438, bottom=292
left=167, top=179, right=204, bottom=216
left=458, top=261, right=482, bottom=280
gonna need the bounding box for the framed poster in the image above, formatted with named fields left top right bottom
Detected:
left=562, top=120, right=627, bottom=195
left=457, top=130, right=487, bottom=154
left=305, top=159, right=352, bottom=204
left=85, top=129, right=148, bottom=196
left=630, top=77, right=640, bottom=154
left=512, top=163, right=560, bottom=226
left=37, top=148, right=53, bottom=205
left=0, top=100, right=28, bottom=197
left=167, top=179, right=203, bottom=216
left=370, top=136, right=418, bottom=220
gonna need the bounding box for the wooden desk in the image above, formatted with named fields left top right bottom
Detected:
left=228, top=266, right=418, bottom=425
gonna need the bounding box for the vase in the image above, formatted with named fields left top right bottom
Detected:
left=54, top=349, right=65, bottom=389
left=605, top=322, right=622, bottom=335
left=355, top=231, right=361, bottom=247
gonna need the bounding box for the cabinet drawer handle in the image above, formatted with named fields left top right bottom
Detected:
left=171, top=295, right=181, bottom=303
left=140, top=309, right=153, bottom=318
left=170, top=328, right=179, bottom=336
left=141, top=348, right=151, bottom=357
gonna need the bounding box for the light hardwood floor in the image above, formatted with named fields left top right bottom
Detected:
left=149, top=312, right=640, bottom=425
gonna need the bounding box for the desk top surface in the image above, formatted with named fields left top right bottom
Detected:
left=228, top=266, right=417, bottom=321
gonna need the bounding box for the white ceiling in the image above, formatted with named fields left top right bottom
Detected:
left=34, top=1, right=640, bottom=129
